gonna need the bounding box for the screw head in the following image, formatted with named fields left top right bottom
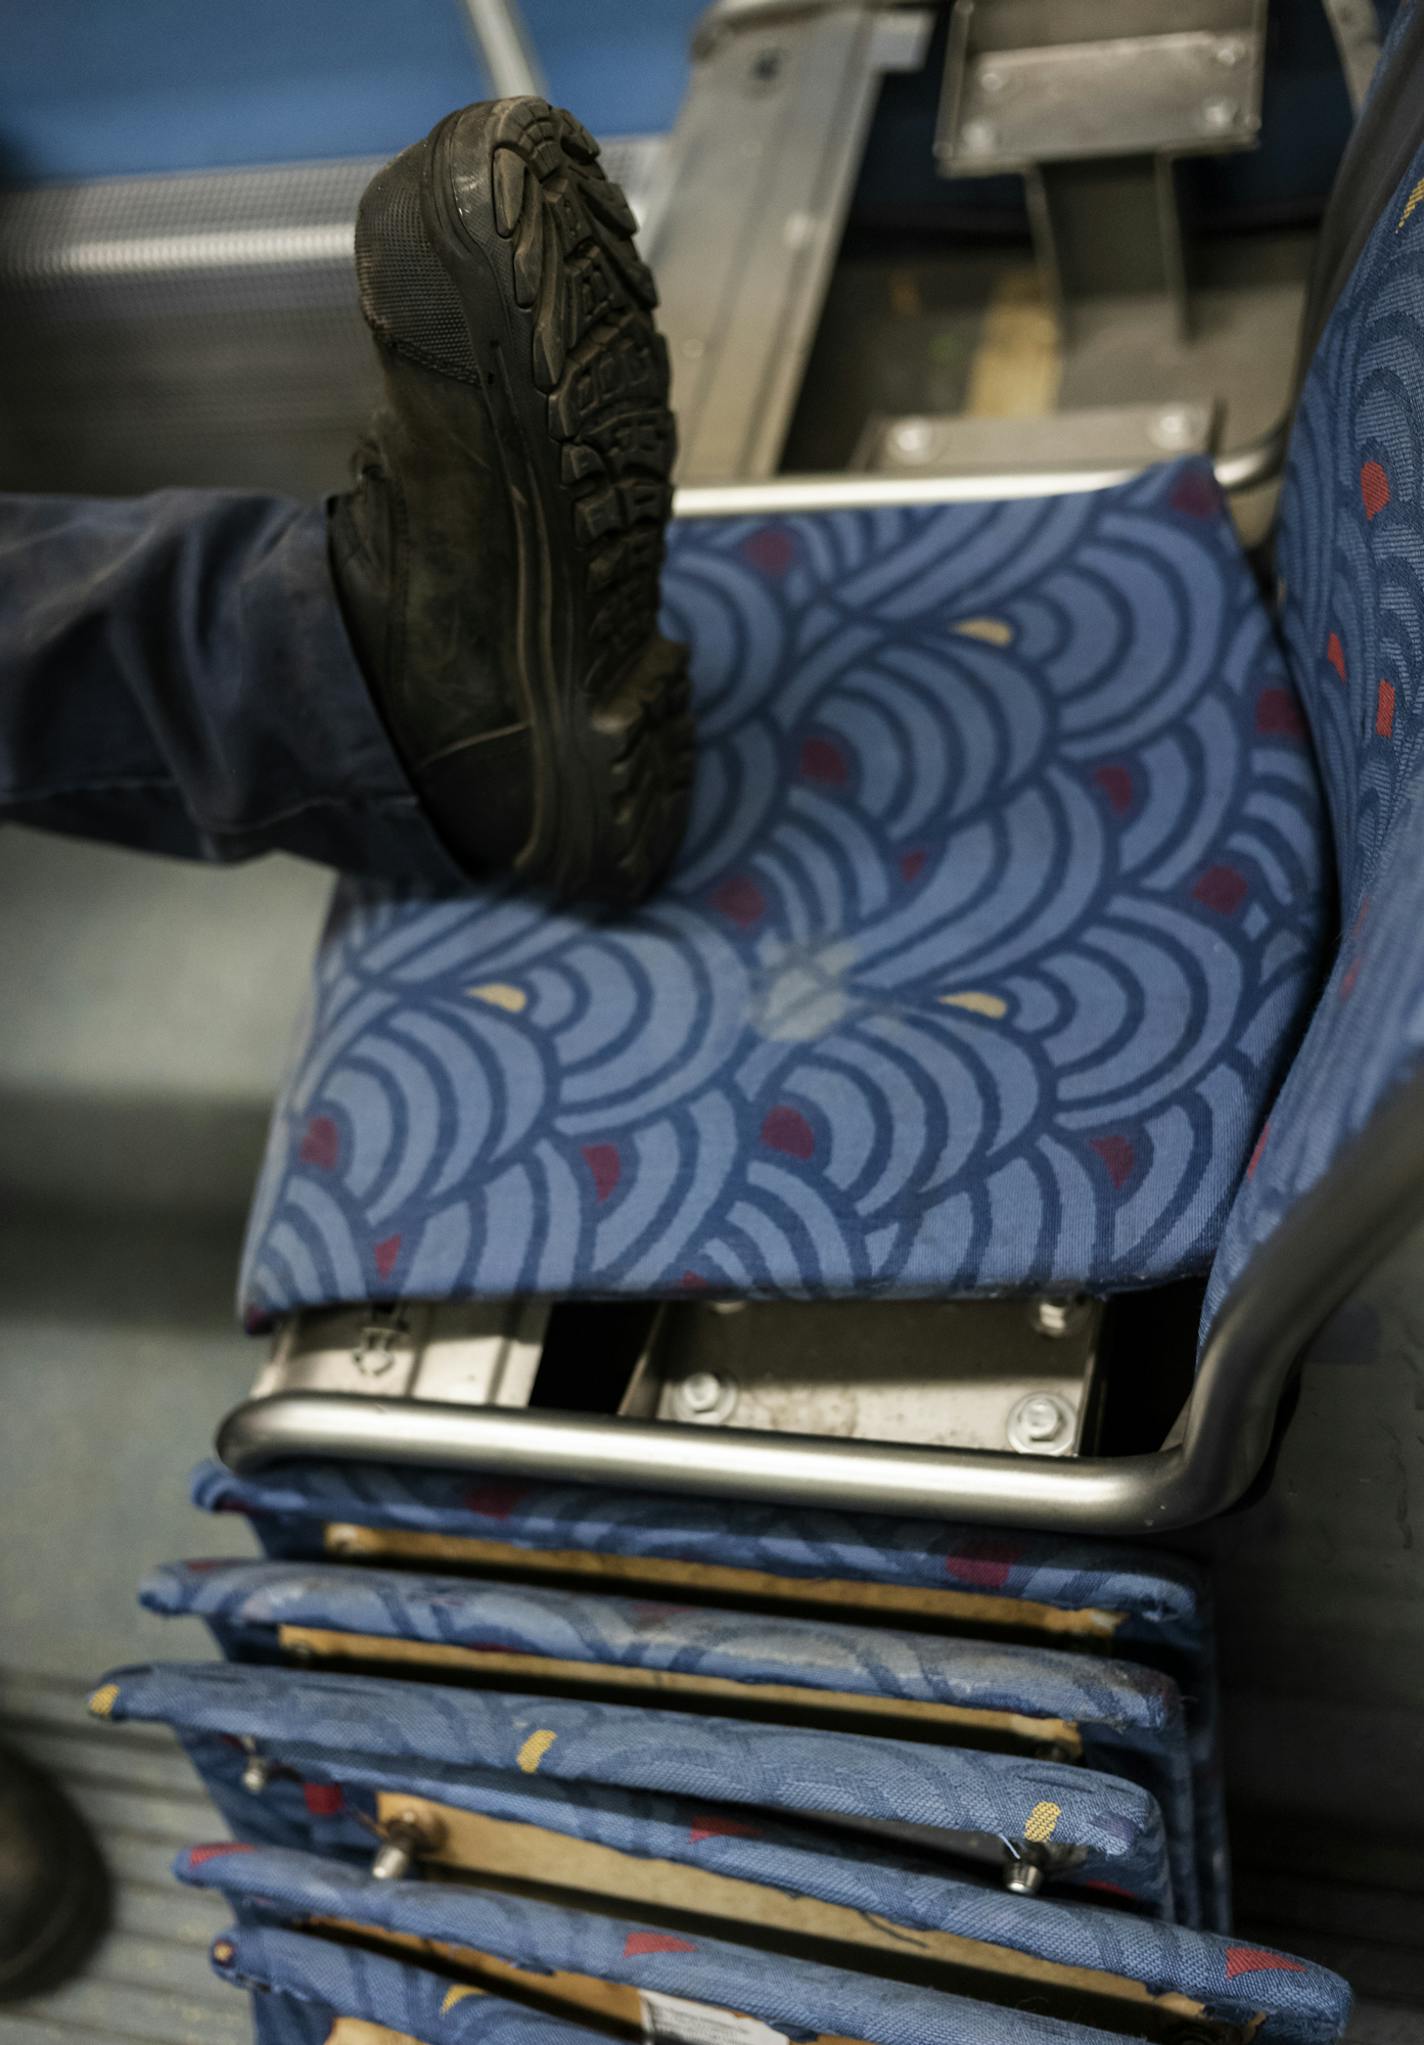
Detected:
left=674, top=1369, right=736, bottom=1422
left=891, top=417, right=937, bottom=463
left=1006, top=1390, right=1076, bottom=1456
left=1201, top=95, right=1238, bottom=132
left=1150, top=406, right=1199, bottom=451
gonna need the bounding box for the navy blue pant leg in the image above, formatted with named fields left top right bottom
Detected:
left=0, top=489, right=458, bottom=880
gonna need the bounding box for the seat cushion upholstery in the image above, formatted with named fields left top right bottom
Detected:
left=1203, top=127, right=1424, bottom=1328
left=242, top=457, right=1327, bottom=1318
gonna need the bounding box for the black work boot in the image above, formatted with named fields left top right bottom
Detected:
left=0, top=1742, right=108, bottom=2002
left=332, top=97, right=694, bottom=905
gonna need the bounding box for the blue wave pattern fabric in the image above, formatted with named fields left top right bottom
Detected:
left=188, top=1460, right=1210, bottom=1657
left=95, top=1659, right=1178, bottom=1914
left=141, top=1555, right=1203, bottom=1919
left=189, top=1459, right=1231, bottom=1924
left=208, top=1912, right=1126, bottom=2045
left=211, top=1924, right=609, bottom=2045
left=240, top=457, right=1326, bottom=1314
left=1204, top=128, right=1424, bottom=1324
left=187, top=1846, right=1351, bottom=2045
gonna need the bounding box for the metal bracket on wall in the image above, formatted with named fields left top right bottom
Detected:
left=937, top=0, right=1268, bottom=340
left=646, top=2, right=934, bottom=483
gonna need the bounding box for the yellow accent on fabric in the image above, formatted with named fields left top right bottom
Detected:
left=1024, top=1800, right=1062, bottom=1844
left=441, top=1985, right=483, bottom=2014
left=87, top=1683, right=119, bottom=1719
left=939, top=991, right=1009, bottom=1019
left=950, top=616, right=1015, bottom=648
left=1400, top=175, right=1424, bottom=228
left=467, top=982, right=528, bottom=1014
left=517, top=1729, right=558, bottom=1774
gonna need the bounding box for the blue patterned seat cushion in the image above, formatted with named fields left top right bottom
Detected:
left=242, top=457, right=1327, bottom=1315
left=1205, top=125, right=1424, bottom=1326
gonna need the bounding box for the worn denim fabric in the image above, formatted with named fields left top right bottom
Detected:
left=0, top=489, right=457, bottom=880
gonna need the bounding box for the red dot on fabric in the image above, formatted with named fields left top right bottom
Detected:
left=302, top=1782, right=344, bottom=1816
left=689, top=1812, right=762, bottom=1843
left=1091, top=764, right=1134, bottom=816
left=1246, top=1122, right=1270, bottom=1178
left=1255, top=687, right=1305, bottom=740
left=1089, top=1134, right=1136, bottom=1189
left=1360, top=460, right=1390, bottom=520
left=624, top=1932, right=698, bottom=1959
left=942, top=1538, right=1022, bottom=1591
left=1169, top=468, right=1222, bottom=519
left=187, top=1841, right=255, bottom=1868
left=581, top=1143, right=621, bottom=1203
left=372, top=1234, right=402, bottom=1281
left=1376, top=678, right=1396, bottom=738
left=1225, top=1947, right=1309, bottom=1982
left=799, top=736, right=849, bottom=786
left=1326, top=630, right=1347, bottom=682
left=461, top=1483, right=528, bottom=1520
left=740, top=527, right=797, bottom=576
left=679, top=1270, right=711, bottom=1291
left=899, top=848, right=927, bottom=884
left=1193, top=865, right=1248, bottom=916
left=710, top=875, right=766, bottom=927
left=299, top=1115, right=340, bottom=1170
left=761, top=1105, right=816, bottom=1161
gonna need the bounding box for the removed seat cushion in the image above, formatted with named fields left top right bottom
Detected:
left=242, top=458, right=1327, bottom=1316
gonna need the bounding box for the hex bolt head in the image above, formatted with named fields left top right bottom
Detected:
left=1006, top=1391, right=1076, bottom=1456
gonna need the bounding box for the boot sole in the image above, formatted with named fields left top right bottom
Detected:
left=425, top=98, right=693, bottom=904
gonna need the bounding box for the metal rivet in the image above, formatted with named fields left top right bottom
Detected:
left=962, top=119, right=998, bottom=154
left=1215, top=36, right=1246, bottom=67
left=1006, top=1391, right=1076, bottom=1457
left=326, top=1525, right=363, bottom=1557
left=212, top=1938, right=236, bottom=1966
left=891, top=417, right=937, bottom=463
left=673, top=1369, right=736, bottom=1422
left=1201, top=96, right=1238, bottom=132
left=1150, top=406, right=1198, bottom=451
left=979, top=66, right=1006, bottom=94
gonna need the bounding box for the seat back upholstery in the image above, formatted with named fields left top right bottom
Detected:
left=1202, top=78, right=1424, bottom=1330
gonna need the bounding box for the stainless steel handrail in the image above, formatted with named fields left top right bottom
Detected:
left=216, top=1071, right=1424, bottom=1531
left=671, top=421, right=1288, bottom=519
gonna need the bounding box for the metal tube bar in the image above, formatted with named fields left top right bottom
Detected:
left=671, top=421, right=1288, bottom=519
left=460, top=0, right=547, bottom=101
